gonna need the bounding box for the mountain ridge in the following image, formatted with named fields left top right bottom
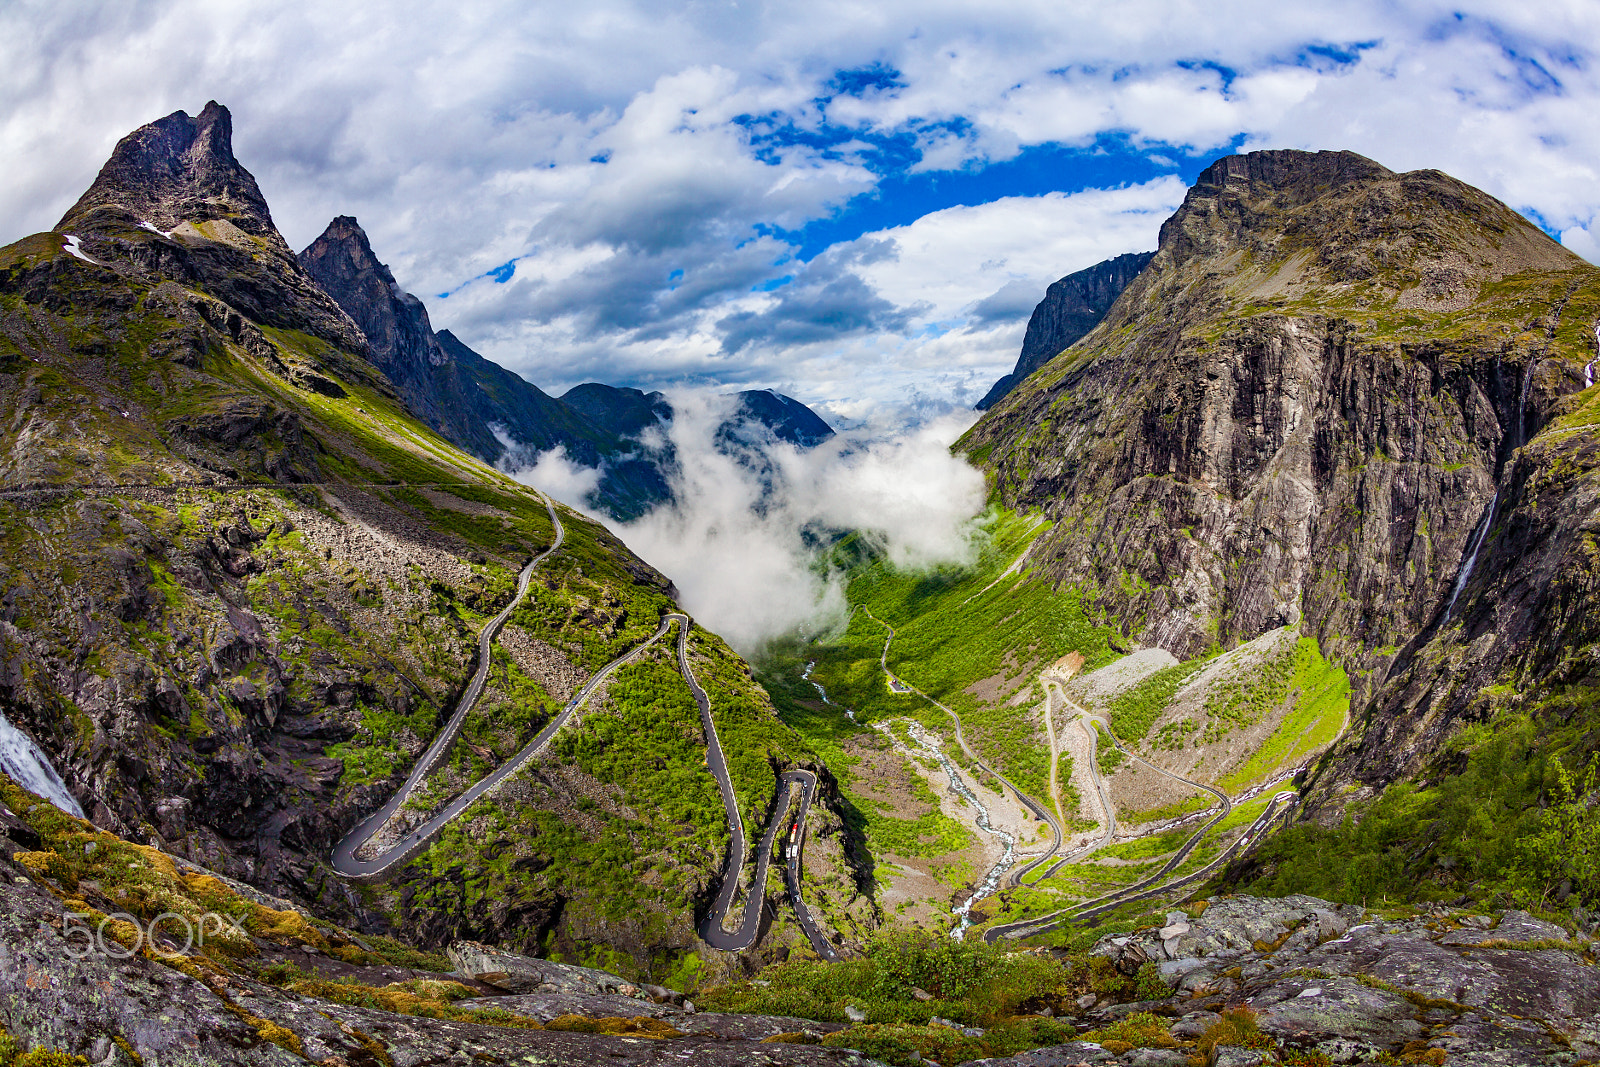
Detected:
left=976, top=251, right=1154, bottom=410
left=298, top=215, right=836, bottom=519
left=959, top=146, right=1600, bottom=870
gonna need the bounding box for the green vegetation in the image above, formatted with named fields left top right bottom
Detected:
left=1230, top=707, right=1600, bottom=910
left=1080, top=1010, right=1180, bottom=1053
left=1105, top=660, right=1205, bottom=742
left=1121, top=793, right=1214, bottom=826
left=1095, top=731, right=1126, bottom=774
left=700, top=929, right=1168, bottom=1065
left=394, top=627, right=818, bottom=975
left=1219, top=637, right=1349, bottom=791
left=800, top=507, right=1121, bottom=808
left=398, top=645, right=731, bottom=958
left=861, top=792, right=974, bottom=859
left=0, top=1023, right=88, bottom=1067
left=548, top=650, right=727, bottom=836
left=1199, top=636, right=1316, bottom=743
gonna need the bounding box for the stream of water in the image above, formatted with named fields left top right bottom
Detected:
left=1444, top=355, right=1544, bottom=625
left=800, top=661, right=1015, bottom=937
left=802, top=661, right=854, bottom=721
left=1443, top=491, right=1498, bottom=624
left=0, top=710, right=85, bottom=817
left=891, top=721, right=1018, bottom=940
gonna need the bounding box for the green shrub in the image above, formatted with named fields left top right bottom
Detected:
left=1081, top=1010, right=1177, bottom=1049
left=1197, top=1007, right=1274, bottom=1057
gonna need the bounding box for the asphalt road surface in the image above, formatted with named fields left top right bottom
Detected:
left=681, top=618, right=837, bottom=958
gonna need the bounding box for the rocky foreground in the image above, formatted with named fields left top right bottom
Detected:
left=996, top=895, right=1600, bottom=1067
left=5, top=780, right=1595, bottom=1067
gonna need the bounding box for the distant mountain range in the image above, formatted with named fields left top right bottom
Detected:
left=298, top=218, right=833, bottom=519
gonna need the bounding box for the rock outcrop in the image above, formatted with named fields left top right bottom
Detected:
left=0, top=819, right=875, bottom=1066
left=969, top=894, right=1599, bottom=1066
left=976, top=252, right=1154, bottom=410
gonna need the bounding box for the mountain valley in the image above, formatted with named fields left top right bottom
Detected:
left=0, top=103, right=1597, bottom=1067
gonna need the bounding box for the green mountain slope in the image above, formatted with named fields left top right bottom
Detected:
left=0, top=102, right=864, bottom=975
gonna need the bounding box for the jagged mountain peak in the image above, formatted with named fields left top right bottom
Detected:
left=299, top=215, right=449, bottom=382
left=303, top=215, right=401, bottom=289
left=56, top=101, right=279, bottom=241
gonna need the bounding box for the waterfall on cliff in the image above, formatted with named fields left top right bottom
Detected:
left=0, top=710, right=85, bottom=818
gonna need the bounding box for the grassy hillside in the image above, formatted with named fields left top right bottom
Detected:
left=0, top=225, right=836, bottom=973
left=791, top=507, right=1121, bottom=801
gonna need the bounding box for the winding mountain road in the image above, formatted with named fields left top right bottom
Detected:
left=979, top=684, right=1284, bottom=943
left=982, top=789, right=1297, bottom=942
left=1012, top=680, right=1120, bottom=885
left=329, top=509, right=837, bottom=957
left=860, top=611, right=1064, bottom=901
left=681, top=619, right=837, bottom=958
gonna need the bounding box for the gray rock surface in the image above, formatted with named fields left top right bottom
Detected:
left=447, top=939, right=644, bottom=996
left=978, top=894, right=1599, bottom=1066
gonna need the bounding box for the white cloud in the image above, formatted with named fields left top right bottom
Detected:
left=501, top=442, right=604, bottom=514
left=852, top=180, right=1185, bottom=322
left=610, top=390, right=986, bottom=651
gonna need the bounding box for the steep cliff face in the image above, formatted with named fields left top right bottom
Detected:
left=975, top=251, right=1154, bottom=410
left=960, top=151, right=1600, bottom=831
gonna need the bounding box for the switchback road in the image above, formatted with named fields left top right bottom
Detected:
left=981, top=685, right=1283, bottom=943
left=682, top=619, right=837, bottom=958
left=330, top=516, right=838, bottom=956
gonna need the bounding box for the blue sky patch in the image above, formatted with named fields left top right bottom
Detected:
left=783, top=132, right=1247, bottom=260
left=825, top=62, right=905, bottom=98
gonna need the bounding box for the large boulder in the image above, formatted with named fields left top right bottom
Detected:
left=446, top=940, right=643, bottom=997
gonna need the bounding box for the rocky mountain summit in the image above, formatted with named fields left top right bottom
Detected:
left=296, top=216, right=660, bottom=513
left=977, top=252, right=1154, bottom=410
left=53, top=102, right=370, bottom=360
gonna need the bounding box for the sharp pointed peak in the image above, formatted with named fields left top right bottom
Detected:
left=56, top=100, right=277, bottom=240
left=301, top=215, right=396, bottom=287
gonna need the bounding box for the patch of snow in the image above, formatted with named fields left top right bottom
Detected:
left=138, top=220, right=174, bottom=239
left=61, top=234, right=102, bottom=265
